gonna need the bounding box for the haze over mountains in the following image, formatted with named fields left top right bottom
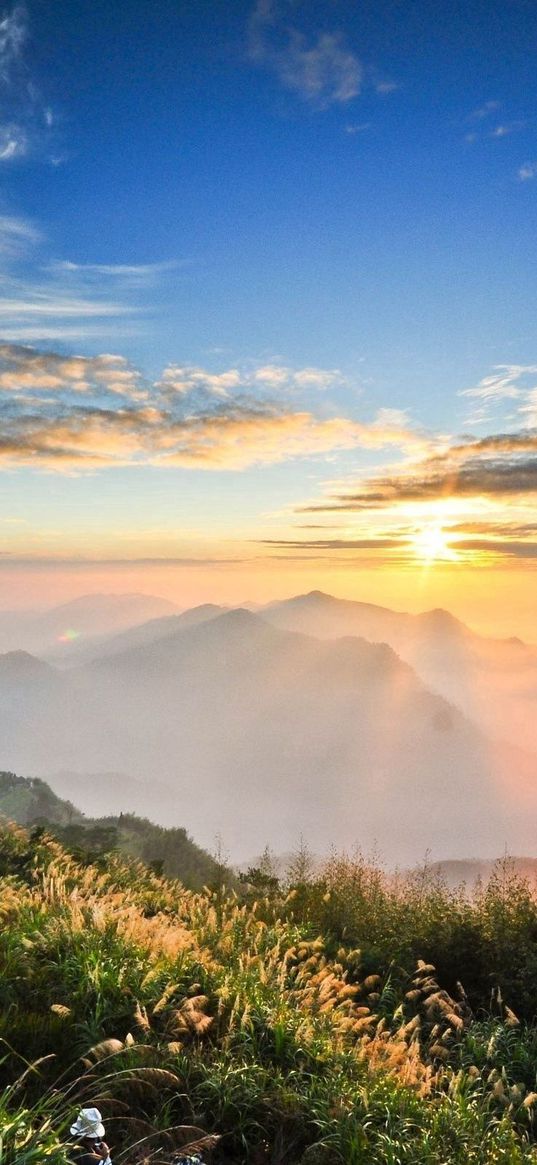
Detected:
left=0, top=593, right=180, bottom=660
left=0, top=590, right=536, bottom=864
left=262, top=591, right=537, bottom=757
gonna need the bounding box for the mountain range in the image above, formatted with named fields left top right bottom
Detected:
left=0, top=593, right=180, bottom=660
left=0, top=590, right=536, bottom=864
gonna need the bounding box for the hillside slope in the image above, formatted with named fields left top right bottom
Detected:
left=0, top=770, right=221, bottom=888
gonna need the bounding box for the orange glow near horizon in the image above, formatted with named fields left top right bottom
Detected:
left=1, top=551, right=537, bottom=644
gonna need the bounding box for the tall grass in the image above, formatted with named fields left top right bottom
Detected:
left=2, top=822, right=537, bottom=1162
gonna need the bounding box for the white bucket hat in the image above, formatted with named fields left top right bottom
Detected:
left=70, top=1107, right=105, bottom=1139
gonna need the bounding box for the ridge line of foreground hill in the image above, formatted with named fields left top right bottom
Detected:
left=4, top=767, right=537, bottom=895
left=0, top=769, right=223, bottom=888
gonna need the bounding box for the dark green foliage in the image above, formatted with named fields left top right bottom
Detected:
left=0, top=770, right=81, bottom=826
left=0, top=770, right=223, bottom=889
left=279, top=852, right=537, bottom=1019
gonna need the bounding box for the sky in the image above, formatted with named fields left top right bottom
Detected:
left=1, top=0, right=537, bottom=637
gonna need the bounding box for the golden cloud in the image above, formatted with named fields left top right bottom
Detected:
left=0, top=343, right=421, bottom=472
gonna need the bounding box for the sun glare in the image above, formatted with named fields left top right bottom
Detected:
left=412, top=523, right=459, bottom=565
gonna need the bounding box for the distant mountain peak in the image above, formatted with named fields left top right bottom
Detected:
left=267, top=589, right=401, bottom=619
left=278, top=590, right=347, bottom=610
left=50, top=592, right=179, bottom=615
left=419, top=607, right=466, bottom=631
left=224, top=606, right=264, bottom=622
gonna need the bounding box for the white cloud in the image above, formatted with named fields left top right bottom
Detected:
left=0, top=5, right=57, bottom=163
left=344, top=122, right=370, bottom=135
left=253, top=363, right=343, bottom=390
left=158, top=365, right=242, bottom=398
left=374, top=407, right=411, bottom=428
left=460, top=365, right=537, bottom=427
left=0, top=324, right=141, bottom=341
left=0, top=295, right=135, bottom=317
left=0, top=214, right=40, bottom=255
left=375, top=80, right=398, bottom=94
left=249, top=1, right=362, bottom=109
left=518, top=161, right=537, bottom=181
left=469, top=100, right=501, bottom=121
left=491, top=121, right=525, bottom=138
left=460, top=366, right=537, bottom=403
left=50, top=259, right=180, bottom=283
left=0, top=123, right=26, bottom=158
left=276, top=32, right=361, bottom=106
left=0, top=216, right=178, bottom=340
left=290, top=366, right=343, bottom=389
left=252, top=363, right=290, bottom=387
left=0, top=4, right=26, bottom=83
left=464, top=103, right=526, bottom=149
left=519, top=391, right=537, bottom=427
left=156, top=362, right=346, bottom=399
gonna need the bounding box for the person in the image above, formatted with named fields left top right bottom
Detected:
left=70, top=1108, right=112, bottom=1165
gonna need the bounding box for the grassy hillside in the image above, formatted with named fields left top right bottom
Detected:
left=0, top=770, right=82, bottom=825
left=0, top=770, right=222, bottom=889
left=3, top=823, right=537, bottom=1162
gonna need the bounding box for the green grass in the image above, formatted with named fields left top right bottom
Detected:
left=2, top=821, right=537, bottom=1163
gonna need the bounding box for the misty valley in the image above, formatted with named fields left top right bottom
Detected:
left=1, top=589, right=536, bottom=865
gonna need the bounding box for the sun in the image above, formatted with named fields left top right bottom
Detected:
left=411, top=522, right=459, bottom=564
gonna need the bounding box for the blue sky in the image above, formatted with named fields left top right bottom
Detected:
left=2, top=0, right=537, bottom=631
left=7, top=0, right=537, bottom=388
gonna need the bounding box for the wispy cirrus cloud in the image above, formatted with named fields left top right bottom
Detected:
left=0, top=4, right=25, bottom=80
left=47, top=259, right=182, bottom=287
left=459, top=365, right=537, bottom=426
left=460, top=366, right=534, bottom=403
left=248, top=0, right=362, bottom=109
left=0, top=295, right=133, bottom=319
left=0, top=122, right=26, bottom=158
left=0, top=213, right=40, bottom=255
left=0, top=342, right=421, bottom=472
left=464, top=101, right=527, bottom=148
left=0, top=4, right=57, bottom=164
left=469, top=100, right=502, bottom=121
left=0, top=212, right=178, bottom=341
